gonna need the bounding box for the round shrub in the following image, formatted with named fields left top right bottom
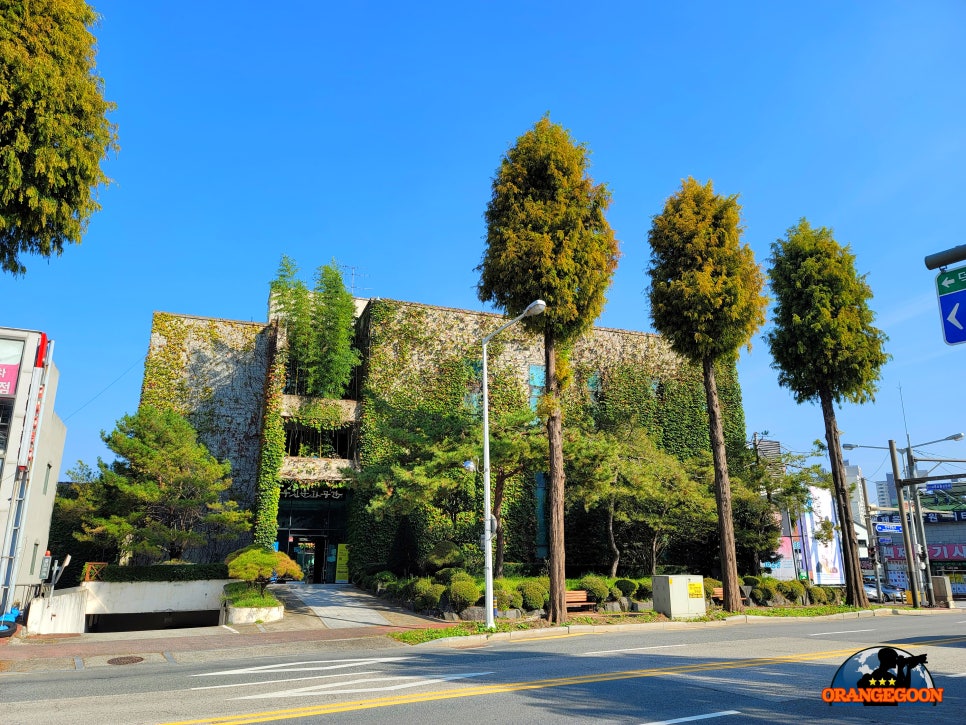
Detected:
left=373, top=570, right=397, bottom=583
left=412, top=577, right=434, bottom=599
left=758, top=578, right=779, bottom=604
left=578, top=574, right=610, bottom=603
left=518, top=579, right=549, bottom=610
left=447, top=579, right=481, bottom=612
left=422, top=540, right=464, bottom=573
left=493, top=581, right=523, bottom=610
left=750, top=587, right=766, bottom=605
left=614, top=579, right=637, bottom=597
left=433, top=567, right=467, bottom=585
left=635, top=579, right=653, bottom=601
left=609, top=585, right=622, bottom=600
left=823, top=586, right=842, bottom=605
left=742, top=575, right=760, bottom=587
left=808, top=585, right=828, bottom=604
left=450, top=571, right=475, bottom=585
left=416, top=583, right=447, bottom=611
left=776, top=579, right=805, bottom=603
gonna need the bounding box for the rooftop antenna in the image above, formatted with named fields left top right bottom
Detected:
left=338, top=264, right=370, bottom=296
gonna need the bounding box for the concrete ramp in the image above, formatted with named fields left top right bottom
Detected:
left=285, top=583, right=391, bottom=629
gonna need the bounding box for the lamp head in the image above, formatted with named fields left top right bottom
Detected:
left=523, top=299, right=546, bottom=317
left=948, top=433, right=965, bottom=442
left=842, top=443, right=857, bottom=450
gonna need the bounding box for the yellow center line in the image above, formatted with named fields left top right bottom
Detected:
left=162, top=635, right=966, bottom=725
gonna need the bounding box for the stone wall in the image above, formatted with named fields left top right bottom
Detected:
left=142, top=312, right=270, bottom=506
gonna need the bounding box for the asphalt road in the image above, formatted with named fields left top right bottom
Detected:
left=2, top=612, right=964, bottom=724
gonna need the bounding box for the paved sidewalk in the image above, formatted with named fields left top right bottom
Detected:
left=0, top=584, right=447, bottom=674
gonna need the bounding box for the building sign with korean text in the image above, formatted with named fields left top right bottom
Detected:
left=0, top=339, right=24, bottom=398
left=279, top=481, right=346, bottom=499
left=880, top=542, right=966, bottom=562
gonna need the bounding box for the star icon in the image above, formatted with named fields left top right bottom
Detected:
left=888, top=678, right=896, bottom=686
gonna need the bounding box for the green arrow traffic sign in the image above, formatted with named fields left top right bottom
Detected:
left=937, top=267, right=966, bottom=295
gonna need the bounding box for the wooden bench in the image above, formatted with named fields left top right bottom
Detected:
left=565, top=590, right=596, bottom=611
left=711, top=586, right=753, bottom=606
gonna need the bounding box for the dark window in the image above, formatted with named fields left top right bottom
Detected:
left=0, top=399, right=13, bottom=452
left=284, top=423, right=355, bottom=459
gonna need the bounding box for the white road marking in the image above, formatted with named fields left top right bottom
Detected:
left=583, top=644, right=688, bottom=655
left=193, top=657, right=411, bottom=677
left=640, top=711, right=741, bottom=725
left=948, top=672, right=966, bottom=678
left=193, top=671, right=380, bottom=690
left=235, top=671, right=493, bottom=699
left=807, top=629, right=873, bottom=636
left=220, top=625, right=239, bottom=634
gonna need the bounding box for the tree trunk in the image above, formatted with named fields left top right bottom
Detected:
left=650, top=535, right=658, bottom=576
left=545, top=333, right=567, bottom=624
left=819, top=389, right=868, bottom=607
left=702, top=357, right=742, bottom=612
left=607, top=498, right=619, bottom=578
left=494, top=472, right=506, bottom=579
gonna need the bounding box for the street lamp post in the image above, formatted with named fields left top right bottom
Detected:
left=479, top=299, right=546, bottom=629
left=845, top=433, right=964, bottom=609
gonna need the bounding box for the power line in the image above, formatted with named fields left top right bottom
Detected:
left=63, top=357, right=143, bottom=421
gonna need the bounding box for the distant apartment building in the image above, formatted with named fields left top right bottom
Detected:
left=0, top=329, right=66, bottom=616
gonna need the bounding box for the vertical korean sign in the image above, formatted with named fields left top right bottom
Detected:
left=0, top=339, right=25, bottom=398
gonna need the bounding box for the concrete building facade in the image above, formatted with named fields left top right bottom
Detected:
left=0, top=329, right=66, bottom=616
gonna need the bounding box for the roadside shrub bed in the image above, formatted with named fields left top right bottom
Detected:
left=354, top=568, right=875, bottom=620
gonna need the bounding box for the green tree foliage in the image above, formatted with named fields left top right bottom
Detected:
left=766, top=219, right=889, bottom=606
left=0, top=0, right=118, bottom=275
left=270, top=256, right=360, bottom=398
left=566, top=427, right=714, bottom=576
left=647, top=177, right=767, bottom=611
left=226, top=544, right=303, bottom=596
left=311, top=262, right=361, bottom=398
left=75, top=406, right=250, bottom=563
left=478, top=115, right=619, bottom=623
left=351, top=396, right=477, bottom=523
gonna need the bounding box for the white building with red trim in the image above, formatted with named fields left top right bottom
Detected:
left=0, top=329, right=66, bottom=617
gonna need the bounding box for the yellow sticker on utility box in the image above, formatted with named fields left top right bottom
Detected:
left=688, top=582, right=703, bottom=598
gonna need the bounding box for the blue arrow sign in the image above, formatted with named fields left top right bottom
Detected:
left=875, top=522, right=903, bottom=533
left=937, top=266, right=966, bottom=345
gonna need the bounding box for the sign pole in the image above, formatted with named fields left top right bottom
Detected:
left=890, top=440, right=919, bottom=607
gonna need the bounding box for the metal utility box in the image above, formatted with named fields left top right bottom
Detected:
left=932, top=575, right=953, bottom=608
left=652, top=575, right=707, bottom=619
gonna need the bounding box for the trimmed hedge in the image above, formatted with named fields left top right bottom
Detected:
left=92, top=564, right=229, bottom=582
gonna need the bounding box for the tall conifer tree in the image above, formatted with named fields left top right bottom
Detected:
left=646, top=178, right=766, bottom=612
left=767, top=219, right=889, bottom=607
left=478, top=115, right=619, bottom=623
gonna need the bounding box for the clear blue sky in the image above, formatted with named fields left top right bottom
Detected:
left=8, top=1, right=966, bottom=485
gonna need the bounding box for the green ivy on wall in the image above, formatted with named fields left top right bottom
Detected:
left=253, top=326, right=286, bottom=549
left=142, top=313, right=191, bottom=413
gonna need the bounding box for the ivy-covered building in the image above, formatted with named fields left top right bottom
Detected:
left=141, top=297, right=746, bottom=580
